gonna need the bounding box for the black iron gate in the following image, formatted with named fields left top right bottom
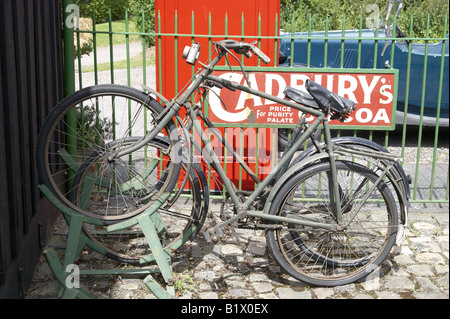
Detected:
left=0, top=0, right=64, bottom=298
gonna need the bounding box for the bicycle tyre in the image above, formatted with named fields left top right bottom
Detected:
left=36, top=84, right=181, bottom=221
left=266, top=160, right=398, bottom=286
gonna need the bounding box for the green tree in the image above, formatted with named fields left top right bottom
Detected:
left=76, top=0, right=129, bottom=22
left=128, top=0, right=155, bottom=46
left=280, top=0, right=449, bottom=39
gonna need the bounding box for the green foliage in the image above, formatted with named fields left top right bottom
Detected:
left=174, top=274, right=195, bottom=294
left=280, top=0, right=449, bottom=39
left=76, top=0, right=129, bottom=22
left=76, top=105, right=115, bottom=147
left=396, top=0, right=449, bottom=38
left=73, top=42, right=93, bottom=59
left=128, top=0, right=156, bottom=47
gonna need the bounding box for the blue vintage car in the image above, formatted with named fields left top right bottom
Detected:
left=279, top=0, right=449, bottom=127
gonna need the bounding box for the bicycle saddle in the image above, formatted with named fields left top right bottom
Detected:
left=284, top=85, right=320, bottom=109
left=284, top=79, right=356, bottom=122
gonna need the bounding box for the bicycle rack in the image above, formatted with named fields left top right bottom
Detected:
left=38, top=161, right=176, bottom=299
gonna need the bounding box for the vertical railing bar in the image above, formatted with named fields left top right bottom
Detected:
left=73, top=12, right=86, bottom=158
left=307, top=14, right=311, bottom=67
left=208, top=128, right=212, bottom=191
left=108, top=9, right=114, bottom=85
left=274, top=13, right=278, bottom=65
left=125, top=9, right=131, bottom=87
left=142, top=9, right=147, bottom=87
left=373, top=17, right=379, bottom=69
left=323, top=16, right=329, bottom=67
left=225, top=12, right=228, bottom=39
left=125, top=9, right=133, bottom=165
left=413, top=15, right=430, bottom=199
left=384, top=17, right=400, bottom=150
left=390, top=17, right=397, bottom=69
left=255, top=128, right=259, bottom=191
left=92, top=10, right=98, bottom=85
left=124, top=9, right=132, bottom=146
left=76, top=14, right=83, bottom=90
left=290, top=11, right=295, bottom=67
left=340, top=15, right=345, bottom=68
left=142, top=9, right=148, bottom=164
left=257, top=12, right=261, bottom=67
left=239, top=128, right=243, bottom=190
left=241, top=13, right=245, bottom=66
left=400, top=16, right=414, bottom=165
left=429, top=15, right=448, bottom=200
left=191, top=10, right=195, bottom=84
left=357, top=16, right=362, bottom=69
left=108, top=9, right=115, bottom=141
left=271, top=128, right=276, bottom=177
left=223, top=128, right=228, bottom=199
left=174, top=10, right=178, bottom=95
left=157, top=10, right=163, bottom=96
left=238, top=15, right=244, bottom=187
left=224, top=12, right=228, bottom=67
left=208, top=11, right=212, bottom=57
left=91, top=10, right=100, bottom=149
left=413, top=15, right=431, bottom=200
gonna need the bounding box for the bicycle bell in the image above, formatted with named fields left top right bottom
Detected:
left=182, top=43, right=201, bottom=65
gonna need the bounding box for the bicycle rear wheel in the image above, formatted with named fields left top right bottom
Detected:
left=266, top=160, right=398, bottom=286
left=36, top=84, right=181, bottom=221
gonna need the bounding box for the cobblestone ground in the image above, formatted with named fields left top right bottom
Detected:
left=26, top=208, right=448, bottom=300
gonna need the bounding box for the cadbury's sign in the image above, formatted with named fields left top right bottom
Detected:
left=207, top=70, right=397, bottom=129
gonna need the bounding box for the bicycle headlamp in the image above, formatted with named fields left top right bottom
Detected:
left=182, top=43, right=201, bottom=65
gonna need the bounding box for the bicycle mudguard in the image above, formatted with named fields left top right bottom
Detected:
left=291, top=136, right=410, bottom=201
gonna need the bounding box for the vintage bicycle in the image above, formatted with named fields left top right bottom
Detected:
left=36, top=39, right=410, bottom=287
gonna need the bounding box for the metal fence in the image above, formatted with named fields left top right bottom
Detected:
left=67, top=7, right=449, bottom=208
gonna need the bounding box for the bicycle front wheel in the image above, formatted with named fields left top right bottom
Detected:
left=266, top=160, right=398, bottom=287
left=36, top=84, right=181, bottom=221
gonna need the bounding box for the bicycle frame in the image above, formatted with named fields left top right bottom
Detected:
left=116, top=44, right=399, bottom=232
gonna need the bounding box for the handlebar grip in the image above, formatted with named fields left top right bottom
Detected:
left=251, top=46, right=271, bottom=64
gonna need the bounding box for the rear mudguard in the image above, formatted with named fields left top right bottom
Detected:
left=291, top=137, right=411, bottom=201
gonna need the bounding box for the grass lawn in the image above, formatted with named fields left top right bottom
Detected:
left=92, top=19, right=142, bottom=47
left=78, top=19, right=155, bottom=72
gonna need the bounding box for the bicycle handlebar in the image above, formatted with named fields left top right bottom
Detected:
left=216, top=40, right=271, bottom=64
left=250, top=45, right=271, bottom=64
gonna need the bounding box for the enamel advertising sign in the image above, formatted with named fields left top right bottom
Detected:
left=207, top=69, right=398, bottom=130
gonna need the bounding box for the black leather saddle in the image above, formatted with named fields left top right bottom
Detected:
left=284, top=79, right=356, bottom=121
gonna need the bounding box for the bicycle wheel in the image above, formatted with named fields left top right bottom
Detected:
left=266, top=160, right=398, bottom=287
left=36, top=84, right=181, bottom=221
left=75, top=137, right=207, bottom=264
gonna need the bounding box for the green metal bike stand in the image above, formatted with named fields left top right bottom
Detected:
left=38, top=184, right=175, bottom=299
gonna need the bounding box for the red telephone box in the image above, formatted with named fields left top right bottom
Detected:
left=155, top=0, right=280, bottom=190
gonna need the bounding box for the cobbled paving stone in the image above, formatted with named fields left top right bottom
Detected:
left=26, top=209, right=449, bottom=300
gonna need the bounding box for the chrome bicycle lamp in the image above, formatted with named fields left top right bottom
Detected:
left=182, top=43, right=201, bottom=65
